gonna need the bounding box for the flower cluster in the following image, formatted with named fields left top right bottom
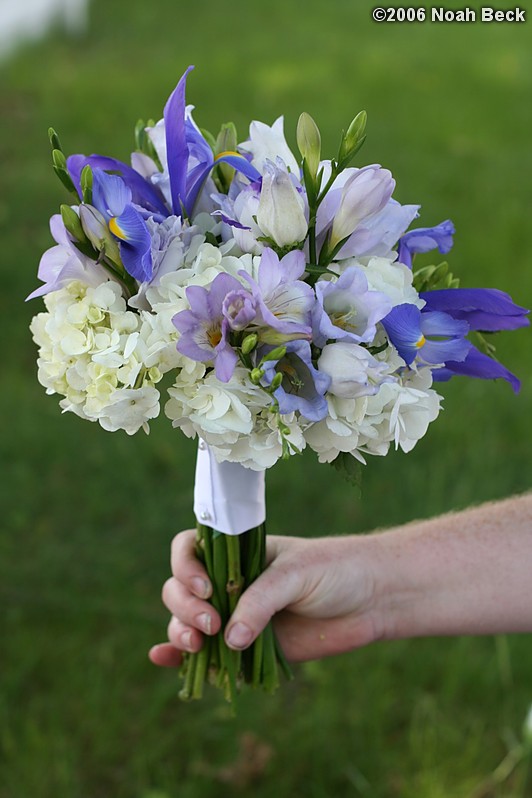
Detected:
left=29, top=67, right=528, bottom=470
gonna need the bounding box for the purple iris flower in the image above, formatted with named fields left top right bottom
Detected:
left=397, top=220, right=455, bottom=268
left=433, top=347, right=521, bottom=393
left=240, top=248, right=314, bottom=341
left=420, top=288, right=530, bottom=331
left=91, top=169, right=153, bottom=282
left=382, top=303, right=470, bottom=366
left=260, top=341, right=331, bottom=422
left=163, top=67, right=260, bottom=216
left=312, top=266, right=393, bottom=348
left=67, top=153, right=168, bottom=217
left=68, top=68, right=261, bottom=222
left=173, top=272, right=246, bottom=382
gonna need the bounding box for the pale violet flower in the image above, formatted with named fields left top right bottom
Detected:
left=318, top=342, right=390, bottom=398
left=256, top=160, right=308, bottom=248
left=319, top=166, right=395, bottom=250
left=313, top=266, right=392, bottom=347
left=239, top=117, right=299, bottom=175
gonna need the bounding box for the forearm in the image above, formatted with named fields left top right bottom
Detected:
left=367, top=493, right=532, bottom=640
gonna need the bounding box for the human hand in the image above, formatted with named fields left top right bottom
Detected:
left=149, top=529, right=381, bottom=667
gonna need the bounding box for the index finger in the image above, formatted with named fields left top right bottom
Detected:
left=171, top=528, right=212, bottom=599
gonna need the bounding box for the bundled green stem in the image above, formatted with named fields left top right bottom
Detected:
left=178, top=523, right=293, bottom=705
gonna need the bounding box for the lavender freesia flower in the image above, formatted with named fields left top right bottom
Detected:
left=312, top=266, right=393, bottom=348
left=173, top=272, right=246, bottom=382
left=333, top=198, right=420, bottom=260
left=382, top=303, right=470, bottom=366
left=26, top=214, right=108, bottom=300
left=222, top=289, right=257, bottom=331
left=241, top=248, right=315, bottom=342
left=397, top=220, right=455, bottom=268
left=260, top=341, right=330, bottom=421
left=317, top=166, right=395, bottom=252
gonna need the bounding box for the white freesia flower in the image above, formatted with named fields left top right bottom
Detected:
left=256, top=160, right=308, bottom=248
left=239, top=117, right=299, bottom=174
left=318, top=343, right=390, bottom=398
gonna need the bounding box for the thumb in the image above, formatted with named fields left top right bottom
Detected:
left=224, top=564, right=302, bottom=650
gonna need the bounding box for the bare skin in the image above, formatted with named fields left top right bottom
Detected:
left=149, top=493, right=532, bottom=668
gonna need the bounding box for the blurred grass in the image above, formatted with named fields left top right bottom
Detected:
left=1, top=0, right=532, bottom=796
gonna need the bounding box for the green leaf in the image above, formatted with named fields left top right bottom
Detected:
left=413, top=261, right=460, bottom=293
left=329, top=452, right=363, bottom=492
left=473, top=330, right=498, bottom=359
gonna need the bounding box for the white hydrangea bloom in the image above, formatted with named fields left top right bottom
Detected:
left=210, top=410, right=306, bottom=471
left=165, top=366, right=265, bottom=444
left=30, top=279, right=165, bottom=435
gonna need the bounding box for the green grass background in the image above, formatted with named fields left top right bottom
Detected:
left=1, top=1, right=532, bottom=795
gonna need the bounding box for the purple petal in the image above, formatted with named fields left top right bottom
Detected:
left=382, top=304, right=423, bottom=365
left=420, top=288, right=530, bottom=331
left=433, top=346, right=521, bottom=393
left=67, top=154, right=168, bottom=216
left=164, top=66, right=194, bottom=215
left=92, top=169, right=131, bottom=219
left=398, top=220, right=455, bottom=268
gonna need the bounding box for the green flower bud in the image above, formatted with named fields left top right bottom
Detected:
left=81, top=165, right=93, bottom=205
left=241, top=333, right=259, bottom=355
left=338, top=110, right=367, bottom=166
left=60, top=204, right=87, bottom=243
left=79, top=204, right=121, bottom=265
left=48, top=128, right=62, bottom=152
left=270, top=372, right=283, bottom=390
left=297, top=112, right=321, bottom=179
left=250, top=368, right=264, bottom=385
left=523, top=705, right=532, bottom=748
left=260, top=345, right=287, bottom=363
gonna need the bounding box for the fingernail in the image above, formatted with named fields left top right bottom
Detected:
left=181, top=631, right=193, bottom=651
left=197, top=613, right=212, bottom=634
left=226, top=623, right=252, bottom=650
left=192, top=577, right=210, bottom=598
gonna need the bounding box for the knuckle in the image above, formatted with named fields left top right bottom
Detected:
left=161, top=577, right=174, bottom=605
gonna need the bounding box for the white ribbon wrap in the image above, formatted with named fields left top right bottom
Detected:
left=194, top=441, right=266, bottom=535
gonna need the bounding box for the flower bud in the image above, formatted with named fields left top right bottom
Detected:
left=250, top=367, right=264, bottom=384
left=241, top=333, right=259, bottom=354
left=270, top=372, right=283, bottom=390
left=260, top=345, right=287, bottom=363
left=329, top=167, right=394, bottom=249
left=256, top=162, right=308, bottom=248
left=79, top=204, right=121, bottom=264
left=60, top=204, right=87, bottom=243
left=523, top=704, right=532, bottom=748
left=297, top=112, right=321, bottom=179
left=80, top=165, right=93, bottom=204
left=338, top=110, right=367, bottom=165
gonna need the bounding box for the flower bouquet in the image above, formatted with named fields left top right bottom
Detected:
left=28, top=66, right=529, bottom=702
